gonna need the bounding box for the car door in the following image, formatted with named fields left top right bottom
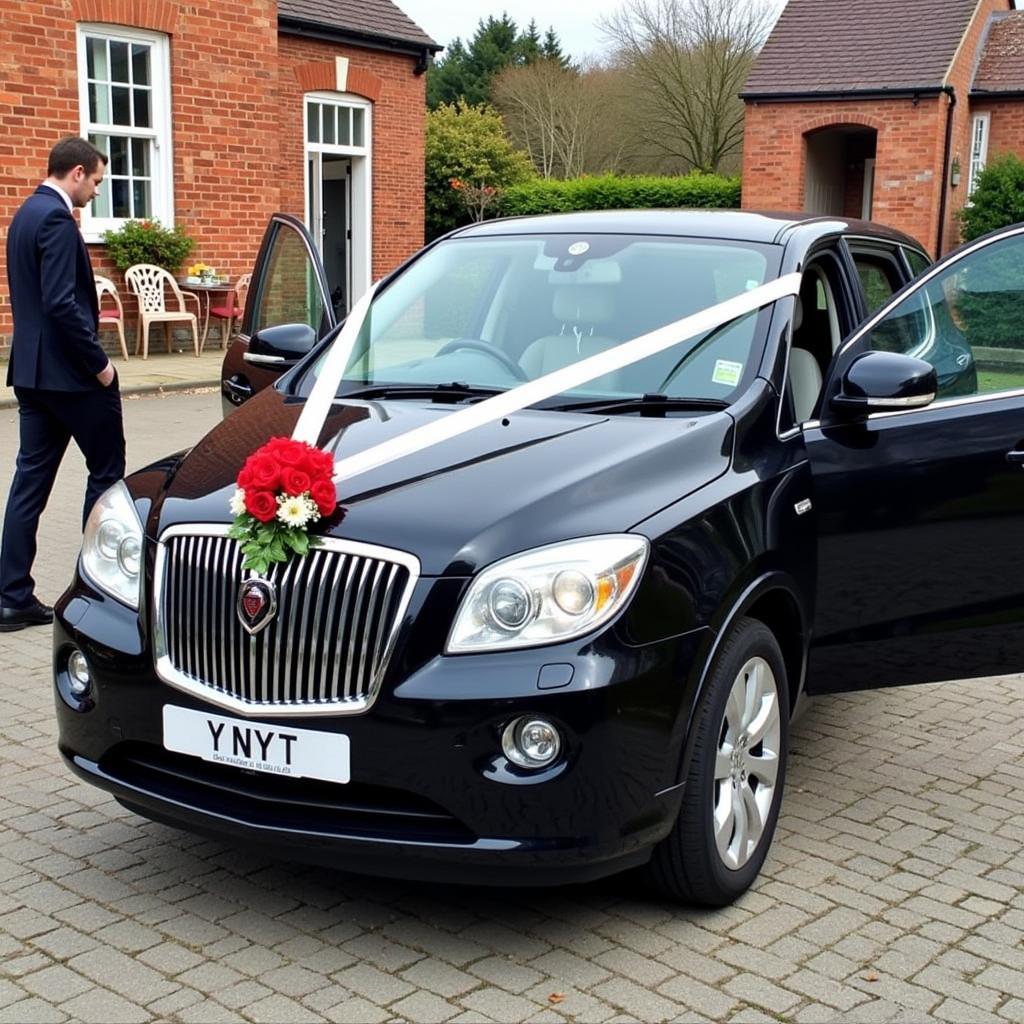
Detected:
left=803, top=223, right=1024, bottom=693
left=220, top=214, right=335, bottom=414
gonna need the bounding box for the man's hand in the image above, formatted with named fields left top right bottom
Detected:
left=96, top=361, right=115, bottom=387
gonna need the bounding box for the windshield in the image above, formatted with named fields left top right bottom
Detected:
left=302, top=233, right=781, bottom=405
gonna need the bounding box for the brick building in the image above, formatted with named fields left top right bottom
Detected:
left=0, top=0, right=439, bottom=348
left=741, top=0, right=1024, bottom=256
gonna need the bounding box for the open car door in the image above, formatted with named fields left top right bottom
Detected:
left=804, top=223, right=1024, bottom=693
left=220, top=214, right=336, bottom=415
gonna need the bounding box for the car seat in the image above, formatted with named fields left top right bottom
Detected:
left=519, top=284, right=620, bottom=379
left=788, top=295, right=823, bottom=422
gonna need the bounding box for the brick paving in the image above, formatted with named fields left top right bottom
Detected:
left=1, top=390, right=1023, bottom=1023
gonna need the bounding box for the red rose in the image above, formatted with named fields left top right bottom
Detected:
left=237, top=464, right=254, bottom=488
left=281, top=467, right=311, bottom=496
left=273, top=441, right=306, bottom=467
left=310, top=479, right=337, bottom=516
left=245, top=489, right=277, bottom=523
left=248, top=454, right=280, bottom=490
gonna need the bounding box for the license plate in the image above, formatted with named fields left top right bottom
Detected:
left=162, top=705, right=349, bottom=784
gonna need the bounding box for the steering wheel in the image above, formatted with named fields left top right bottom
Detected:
left=434, top=338, right=529, bottom=381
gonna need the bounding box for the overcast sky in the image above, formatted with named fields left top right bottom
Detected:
left=396, top=0, right=627, bottom=62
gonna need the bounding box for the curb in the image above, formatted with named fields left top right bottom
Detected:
left=0, top=377, right=221, bottom=411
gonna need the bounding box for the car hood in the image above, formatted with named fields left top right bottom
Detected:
left=154, top=388, right=733, bottom=575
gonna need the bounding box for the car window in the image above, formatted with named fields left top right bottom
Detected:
left=326, top=234, right=782, bottom=403
left=851, top=251, right=903, bottom=314
left=861, top=231, right=1024, bottom=399
left=903, top=247, right=932, bottom=278
left=252, top=223, right=329, bottom=337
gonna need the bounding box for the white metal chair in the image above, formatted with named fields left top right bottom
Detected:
left=124, top=263, right=201, bottom=359
left=94, top=274, right=129, bottom=361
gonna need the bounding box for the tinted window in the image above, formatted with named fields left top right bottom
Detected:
left=253, top=224, right=328, bottom=337
left=903, top=248, right=932, bottom=278
left=863, top=232, right=1024, bottom=398
left=851, top=251, right=903, bottom=314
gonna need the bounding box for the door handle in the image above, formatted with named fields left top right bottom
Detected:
left=1006, top=449, right=1024, bottom=464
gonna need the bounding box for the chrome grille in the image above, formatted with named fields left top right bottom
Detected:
left=153, top=526, right=419, bottom=717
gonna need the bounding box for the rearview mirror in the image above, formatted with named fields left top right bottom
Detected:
left=831, top=351, right=937, bottom=415
left=244, top=323, right=318, bottom=367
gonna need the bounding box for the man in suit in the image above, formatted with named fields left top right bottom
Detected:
left=0, top=136, right=125, bottom=631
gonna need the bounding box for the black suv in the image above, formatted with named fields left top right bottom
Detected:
left=54, top=211, right=1024, bottom=905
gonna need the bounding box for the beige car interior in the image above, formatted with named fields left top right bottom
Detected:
left=788, top=264, right=841, bottom=423
left=519, top=284, right=621, bottom=379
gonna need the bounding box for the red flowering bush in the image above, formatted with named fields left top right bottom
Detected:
left=227, top=436, right=337, bottom=573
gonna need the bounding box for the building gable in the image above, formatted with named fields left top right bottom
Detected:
left=973, top=10, right=1024, bottom=93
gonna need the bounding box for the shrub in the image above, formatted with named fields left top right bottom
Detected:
left=102, top=219, right=195, bottom=273
left=958, top=154, right=1024, bottom=242
left=425, top=101, right=535, bottom=240
left=499, top=173, right=742, bottom=216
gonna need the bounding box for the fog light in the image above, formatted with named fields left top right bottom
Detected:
left=67, top=650, right=92, bottom=697
left=502, top=716, right=561, bottom=769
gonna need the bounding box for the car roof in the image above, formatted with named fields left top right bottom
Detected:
left=450, top=209, right=925, bottom=251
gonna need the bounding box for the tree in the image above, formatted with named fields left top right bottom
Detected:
left=427, top=14, right=572, bottom=108
left=493, top=60, right=607, bottom=178
left=425, top=100, right=535, bottom=240
left=958, top=153, right=1024, bottom=242
left=601, top=0, right=775, bottom=174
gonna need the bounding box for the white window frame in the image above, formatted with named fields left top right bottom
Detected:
left=76, top=23, right=173, bottom=243
left=967, top=112, right=991, bottom=197
left=303, top=91, right=373, bottom=304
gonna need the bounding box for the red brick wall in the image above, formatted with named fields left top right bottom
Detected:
left=973, top=98, right=1024, bottom=165
left=741, top=0, right=1012, bottom=256
left=742, top=99, right=947, bottom=254
left=0, top=0, right=426, bottom=349
left=276, top=36, right=426, bottom=281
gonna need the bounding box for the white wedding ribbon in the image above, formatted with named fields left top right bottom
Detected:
left=293, top=273, right=801, bottom=484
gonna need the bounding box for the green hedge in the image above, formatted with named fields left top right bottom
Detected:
left=499, top=173, right=741, bottom=216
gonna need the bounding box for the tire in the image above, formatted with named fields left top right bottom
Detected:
left=649, top=616, right=789, bottom=906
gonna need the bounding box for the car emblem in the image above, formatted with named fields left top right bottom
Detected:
left=237, top=577, right=277, bottom=635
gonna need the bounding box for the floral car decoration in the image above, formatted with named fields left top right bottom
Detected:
left=227, top=437, right=337, bottom=573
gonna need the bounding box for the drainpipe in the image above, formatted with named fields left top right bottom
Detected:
left=936, top=85, right=957, bottom=256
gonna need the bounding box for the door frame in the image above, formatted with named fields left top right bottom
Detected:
left=303, top=91, right=373, bottom=307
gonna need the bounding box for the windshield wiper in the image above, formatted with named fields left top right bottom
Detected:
left=552, top=394, right=729, bottom=417
left=338, top=382, right=505, bottom=404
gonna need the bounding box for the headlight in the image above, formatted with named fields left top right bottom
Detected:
left=447, top=535, right=648, bottom=653
left=81, top=481, right=144, bottom=608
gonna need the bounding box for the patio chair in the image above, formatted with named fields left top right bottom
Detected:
left=124, top=263, right=201, bottom=359
left=206, top=272, right=251, bottom=350
left=94, top=274, right=129, bottom=361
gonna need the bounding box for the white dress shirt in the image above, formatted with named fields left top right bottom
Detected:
left=41, top=181, right=74, bottom=213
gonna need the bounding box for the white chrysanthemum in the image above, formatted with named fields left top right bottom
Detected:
left=229, top=488, right=247, bottom=516
left=276, top=494, right=317, bottom=528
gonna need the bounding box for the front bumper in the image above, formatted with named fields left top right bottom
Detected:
left=54, top=577, right=707, bottom=886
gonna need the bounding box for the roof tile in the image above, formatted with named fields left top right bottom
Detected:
left=974, top=11, right=1024, bottom=92
left=279, top=0, right=439, bottom=50
left=744, top=0, right=984, bottom=96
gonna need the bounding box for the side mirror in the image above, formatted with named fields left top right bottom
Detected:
left=244, top=323, right=318, bottom=367
left=831, top=351, right=937, bottom=415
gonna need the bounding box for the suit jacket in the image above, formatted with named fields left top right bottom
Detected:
left=5, top=185, right=108, bottom=390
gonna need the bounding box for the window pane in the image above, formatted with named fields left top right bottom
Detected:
left=307, top=103, right=319, bottom=143
left=255, top=225, right=326, bottom=334
left=111, top=179, right=130, bottom=217
left=853, top=256, right=901, bottom=315
left=323, top=105, right=335, bottom=144
left=86, top=37, right=106, bottom=79
left=131, top=43, right=150, bottom=85
left=865, top=232, right=1024, bottom=398
left=111, top=86, right=131, bottom=125
left=131, top=138, right=150, bottom=177
left=92, top=187, right=111, bottom=218
left=110, top=41, right=130, bottom=83
left=338, top=107, right=351, bottom=145
left=132, top=179, right=151, bottom=218
left=88, top=82, right=110, bottom=124
left=133, top=88, right=151, bottom=128
left=108, top=135, right=129, bottom=176
left=352, top=108, right=364, bottom=146
left=904, top=249, right=931, bottom=278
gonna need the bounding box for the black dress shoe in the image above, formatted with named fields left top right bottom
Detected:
left=0, top=600, right=54, bottom=631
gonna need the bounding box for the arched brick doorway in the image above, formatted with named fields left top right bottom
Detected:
left=804, top=125, right=878, bottom=219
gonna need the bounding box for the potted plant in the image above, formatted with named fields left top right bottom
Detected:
left=102, top=219, right=195, bottom=274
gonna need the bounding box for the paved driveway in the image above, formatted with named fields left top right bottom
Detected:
left=1, top=391, right=1022, bottom=1024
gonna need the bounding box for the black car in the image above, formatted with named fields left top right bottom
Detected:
left=54, top=210, right=1024, bottom=906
